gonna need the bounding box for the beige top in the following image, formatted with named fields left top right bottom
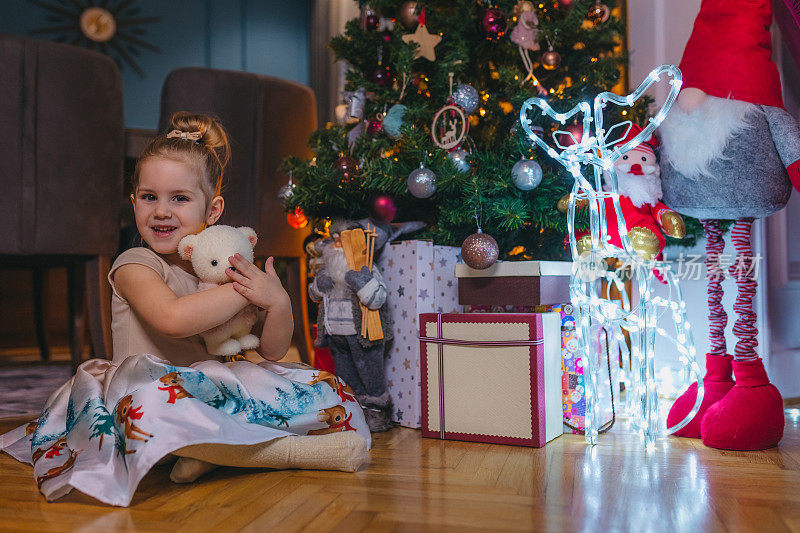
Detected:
left=108, top=247, right=210, bottom=366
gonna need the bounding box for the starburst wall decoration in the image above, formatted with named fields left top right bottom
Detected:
left=28, top=0, right=161, bottom=77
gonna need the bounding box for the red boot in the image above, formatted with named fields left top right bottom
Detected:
left=700, top=359, right=784, bottom=450
left=667, top=353, right=734, bottom=438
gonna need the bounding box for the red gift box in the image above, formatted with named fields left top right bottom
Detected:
left=419, top=312, right=562, bottom=447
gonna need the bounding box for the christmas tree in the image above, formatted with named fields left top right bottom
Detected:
left=282, top=0, right=699, bottom=260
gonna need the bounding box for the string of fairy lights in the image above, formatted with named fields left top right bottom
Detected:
left=519, top=65, right=704, bottom=447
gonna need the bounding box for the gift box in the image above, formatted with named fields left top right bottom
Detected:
left=455, top=260, right=572, bottom=307
left=540, top=304, right=585, bottom=433
left=419, top=312, right=562, bottom=447
left=377, top=240, right=462, bottom=428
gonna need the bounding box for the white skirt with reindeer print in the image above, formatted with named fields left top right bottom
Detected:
left=0, top=353, right=370, bottom=506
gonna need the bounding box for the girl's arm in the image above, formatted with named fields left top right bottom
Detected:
left=114, top=263, right=249, bottom=338
left=255, top=297, right=293, bottom=361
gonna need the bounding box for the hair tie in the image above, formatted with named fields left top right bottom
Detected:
left=166, top=129, right=202, bottom=143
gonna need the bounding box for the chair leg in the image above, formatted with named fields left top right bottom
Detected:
left=67, top=261, right=87, bottom=373
left=86, top=255, right=113, bottom=360
left=285, top=257, right=313, bottom=365
left=32, top=266, right=51, bottom=361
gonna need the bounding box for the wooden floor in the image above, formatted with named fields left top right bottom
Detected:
left=2, top=413, right=800, bottom=532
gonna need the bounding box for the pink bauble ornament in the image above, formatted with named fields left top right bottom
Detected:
left=367, top=117, right=383, bottom=135
left=481, top=8, right=508, bottom=40
left=556, top=123, right=584, bottom=147
left=541, top=48, right=561, bottom=70
left=461, top=230, right=499, bottom=270
left=370, top=194, right=397, bottom=223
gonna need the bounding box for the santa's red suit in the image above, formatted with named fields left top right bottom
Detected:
left=575, top=124, right=685, bottom=263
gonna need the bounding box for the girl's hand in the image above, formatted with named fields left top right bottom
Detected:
left=227, top=254, right=290, bottom=311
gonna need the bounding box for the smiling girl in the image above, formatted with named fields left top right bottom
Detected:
left=0, top=112, right=369, bottom=507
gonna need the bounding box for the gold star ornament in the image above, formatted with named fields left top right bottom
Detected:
left=402, top=22, right=441, bottom=61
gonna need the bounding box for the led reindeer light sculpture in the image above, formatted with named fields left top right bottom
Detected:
left=520, top=65, right=704, bottom=446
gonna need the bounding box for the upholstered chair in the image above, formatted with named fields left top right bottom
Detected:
left=0, top=35, right=124, bottom=371
left=159, top=67, right=316, bottom=363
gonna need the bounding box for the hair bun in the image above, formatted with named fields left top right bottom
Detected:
left=167, top=111, right=230, bottom=168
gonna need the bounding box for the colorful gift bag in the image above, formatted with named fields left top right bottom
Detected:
left=377, top=240, right=462, bottom=428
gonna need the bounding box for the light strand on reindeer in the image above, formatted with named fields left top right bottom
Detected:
left=519, top=65, right=704, bottom=447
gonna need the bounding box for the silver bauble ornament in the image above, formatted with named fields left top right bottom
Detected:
left=407, top=163, right=437, bottom=198
left=511, top=159, right=543, bottom=190
left=452, top=83, right=479, bottom=114
left=447, top=149, right=471, bottom=173
left=278, top=180, right=295, bottom=206
left=461, top=230, right=499, bottom=270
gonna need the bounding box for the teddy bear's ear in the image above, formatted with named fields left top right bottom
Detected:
left=178, top=234, right=198, bottom=260
left=238, top=226, right=258, bottom=248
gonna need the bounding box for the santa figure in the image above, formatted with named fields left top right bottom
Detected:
left=576, top=124, right=686, bottom=262
left=660, top=0, right=800, bottom=450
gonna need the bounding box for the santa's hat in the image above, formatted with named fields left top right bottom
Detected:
left=679, top=0, right=783, bottom=108
left=617, top=124, right=657, bottom=154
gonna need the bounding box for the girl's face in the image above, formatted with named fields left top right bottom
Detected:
left=132, top=157, right=223, bottom=259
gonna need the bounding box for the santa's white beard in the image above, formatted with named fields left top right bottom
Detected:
left=605, top=165, right=663, bottom=208
left=322, top=246, right=350, bottom=286
left=659, top=95, right=759, bottom=180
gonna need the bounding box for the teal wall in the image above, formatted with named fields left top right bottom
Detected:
left=0, top=0, right=311, bottom=129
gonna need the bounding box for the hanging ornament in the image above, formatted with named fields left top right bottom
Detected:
left=401, top=7, right=441, bottom=61
left=512, top=0, right=536, bottom=17
left=511, top=11, right=547, bottom=95
left=371, top=47, right=395, bottom=88
left=541, top=45, right=561, bottom=70
left=557, top=194, right=588, bottom=213
left=432, top=105, right=468, bottom=150
left=333, top=155, right=359, bottom=182
left=367, top=115, right=384, bottom=135
left=277, top=173, right=296, bottom=206
left=558, top=0, right=573, bottom=7
left=383, top=104, right=407, bottom=137
left=361, top=5, right=380, bottom=31
left=447, top=149, right=471, bottom=173
left=556, top=123, right=584, bottom=147
left=510, top=10, right=540, bottom=51
left=452, top=83, right=479, bottom=114
left=370, top=194, right=397, bottom=222
left=480, top=8, right=508, bottom=40
left=587, top=1, right=610, bottom=24
left=407, top=163, right=437, bottom=198
left=432, top=72, right=469, bottom=150
left=511, top=159, right=543, bottom=190
left=342, top=87, right=366, bottom=124
left=398, top=1, right=419, bottom=30
left=286, top=207, right=308, bottom=229
left=461, top=230, right=499, bottom=270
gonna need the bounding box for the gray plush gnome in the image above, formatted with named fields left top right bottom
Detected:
left=660, top=0, right=800, bottom=450
left=309, top=218, right=424, bottom=432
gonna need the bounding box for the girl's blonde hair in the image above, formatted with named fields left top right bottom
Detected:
left=133, top=112, right=231, bottom=202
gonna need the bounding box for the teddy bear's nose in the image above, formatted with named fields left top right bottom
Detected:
left=229, top=267, right=236, bottom=273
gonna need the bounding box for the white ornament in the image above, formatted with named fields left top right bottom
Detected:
left=431, top=105, right=468, bottom=150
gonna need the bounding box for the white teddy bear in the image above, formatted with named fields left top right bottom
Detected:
left=178, top=225, right=260, bottom=356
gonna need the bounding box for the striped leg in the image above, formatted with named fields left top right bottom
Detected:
left=700, top=219, right=784, bottom=450
left=728, top=218, right=759, bottom=361
left=703, top=220, right=727, bottom=357
left=666, top=219, right=735, bottom=438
